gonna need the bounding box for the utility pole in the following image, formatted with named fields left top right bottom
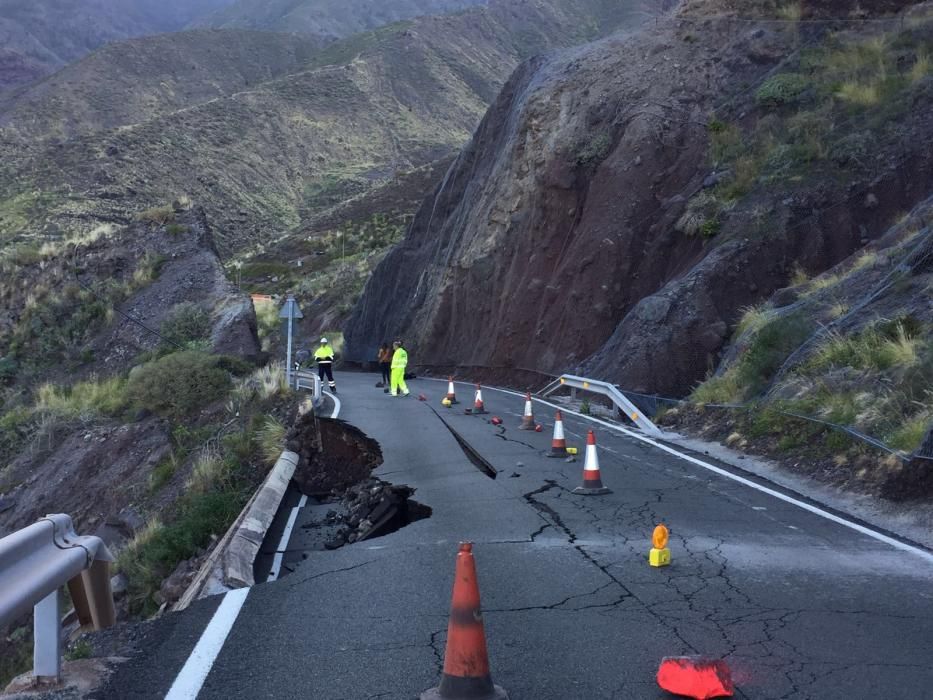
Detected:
left=279, top=294, right=304, bottom=389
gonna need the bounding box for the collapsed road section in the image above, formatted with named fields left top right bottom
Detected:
left=255, top=411, right=431, bottom=581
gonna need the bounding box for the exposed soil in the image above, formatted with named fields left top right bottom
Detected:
left=287, top=414, right=383, bottom=495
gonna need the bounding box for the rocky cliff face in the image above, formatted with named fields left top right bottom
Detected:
left=346, top=0, right=933, bottom=396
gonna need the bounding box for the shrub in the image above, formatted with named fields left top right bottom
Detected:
left=165, top=224, right=189, bottom=236
left=700, top=218, right=720, bottom=239
left=128, top=351, right=231, bottom=419
left=160, top=303, right=211, bottom=348
left=887, top=413, right=931, bottom=452
left=576, top=132, right=612, bottom=166
left=691, top=369, right=743, bottom=405
left=734, top=314, right=813, bottom=396
left=756, top=73, right=809, bottom=108
left=214, top=355, right=254, bottom=377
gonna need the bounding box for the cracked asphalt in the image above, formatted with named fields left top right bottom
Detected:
left=101, top=373, right=933, bottom=699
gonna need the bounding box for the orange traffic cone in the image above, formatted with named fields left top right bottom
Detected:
left=572, top=430, right=611, bottom=495
left=445, top=377, right=459, bottom=405
left=473, top=385, right=488, bottom=415
left=547, top=411, right=567, bottom=457
left=518, top=392, right=535, bottom=430
left=421, top=543, right=509, bottom=700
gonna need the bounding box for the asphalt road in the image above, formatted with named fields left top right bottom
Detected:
left=100, top=372, right=933, bottom=699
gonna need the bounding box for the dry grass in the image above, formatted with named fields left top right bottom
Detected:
left=186, top=446, right=226, bottom=494
left=136, top=204, right=176, bottom=225
left=777, top=1, right=802, bottom=21
left=229, top=363, right=288, bottom=414
left=256, top=416, right=286, bottom=465
left=253, top=298, right=279, bottom=352
left=34, top=377, right=127, bottom=421
left=850, top=250, right=878, bottom=272
left=836, top=81, right=881, bottom=106
left=809, top=323, right=920, bottom=372
left=910, top=51, right=930, bottom=84
left=734, top=302, right=773, bottom=338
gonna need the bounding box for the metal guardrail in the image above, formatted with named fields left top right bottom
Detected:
left=294, top=369, right=323, bottom=407
left=540, top=374, right=663, bottom=437
left=0, top=514, right=115, bottom=682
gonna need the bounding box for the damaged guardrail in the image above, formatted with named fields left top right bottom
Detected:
left=540, top=374, right=664, bottom=437
left=0, top=514, right=115, bottom=682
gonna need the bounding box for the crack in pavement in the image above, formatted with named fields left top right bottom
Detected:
left=521, top=481, right=704, bottom=659
left=429, top=628, right=445, bottom=675
left=493, top=433, right=539, bottom=450
left=286, top=559, right=378, bottom=589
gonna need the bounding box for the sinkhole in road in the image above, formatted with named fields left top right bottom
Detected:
left=277, top=412, right=432, bottom=556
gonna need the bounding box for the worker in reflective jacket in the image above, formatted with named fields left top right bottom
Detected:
left=390, top=339, right=410, bottom=397
left=314, top=337, right=337, bottom=394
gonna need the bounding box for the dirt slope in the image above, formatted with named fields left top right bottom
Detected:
left=346, top=0, right=933, bottom=398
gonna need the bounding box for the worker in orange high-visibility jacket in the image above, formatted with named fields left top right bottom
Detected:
left=390, top=339, right=410, bottom=397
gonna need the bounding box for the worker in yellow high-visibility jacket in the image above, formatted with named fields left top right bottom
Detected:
left=314, top=337, right=337, bottom=394
left=390, top=339, right=410, bottom=397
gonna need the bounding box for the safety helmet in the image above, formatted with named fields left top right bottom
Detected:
left=320, top=337, right=328, bottom=344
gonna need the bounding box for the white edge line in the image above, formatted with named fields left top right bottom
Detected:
left=324, top=390, right=341, bottom=418
left=165, top=587, right=250, bottom=700
left=266, top=494, right=308, bottom=583
left=427, top=377, right=933, bottom=564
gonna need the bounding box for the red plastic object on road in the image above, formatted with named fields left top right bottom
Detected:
left=657, top=656, right=734, bottom=699
left=491, top=416, right=503, bottom=425
left=418, top=394, right=428, bottom=402
left=534, top=424, right=542, bottom=432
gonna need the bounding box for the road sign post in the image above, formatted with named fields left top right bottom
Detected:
left=279, top=295, right=304, bottom=389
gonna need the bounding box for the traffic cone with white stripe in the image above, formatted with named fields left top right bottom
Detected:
left=572, top=430, right=611, bottom=495
left=445, top=377, right=459, bottom=405
left=547, top=411, right=567, bottom=458
left=473, top=385, right=488, bottom=415
left=518, top=392, right=535, bottom=430
left=421, top=542, right=509, bottom=700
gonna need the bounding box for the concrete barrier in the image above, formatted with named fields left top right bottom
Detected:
left=174, top=450, right=299, bottom=609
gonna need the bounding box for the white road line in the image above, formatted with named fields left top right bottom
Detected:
left=324, top=390, right=341, bottom=418
left=266, top=494, right=308, bottom=582
left=164, top=587, right=250, bottom=700
left=167, top=386, right=341, bottom=695
left=430, top=378, right=933, bottom=564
